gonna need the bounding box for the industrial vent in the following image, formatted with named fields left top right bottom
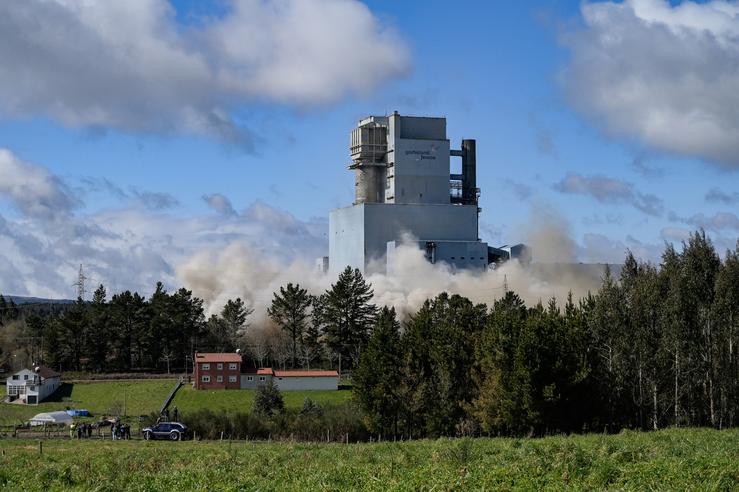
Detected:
left=350, top=123, right=387, bottom=162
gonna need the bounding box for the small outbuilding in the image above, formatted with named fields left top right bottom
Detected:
left=241, top=368, right=339, bottom=391
left=29, top=411, right=73, bottom=426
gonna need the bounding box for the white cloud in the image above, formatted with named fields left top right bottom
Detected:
left=0, top=0, right=409, bottom=144
left=0, top=150, right=327, bottom=298
left=0, top=149, right=79, bottom=220
left=562, top=0, right=739, bottom=168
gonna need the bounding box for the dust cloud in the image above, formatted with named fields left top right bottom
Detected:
left=176, top=216, right=610, bottom=325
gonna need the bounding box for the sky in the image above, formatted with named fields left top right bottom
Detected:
left=0, top=0, right=738, bottom=300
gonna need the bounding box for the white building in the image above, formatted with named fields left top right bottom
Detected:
left=329, top=112, right=489, bottom=274
left=5, top=366, right=61, bottom=405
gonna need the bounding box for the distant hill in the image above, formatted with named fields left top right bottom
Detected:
left=2, top=295, right=75, bottom=305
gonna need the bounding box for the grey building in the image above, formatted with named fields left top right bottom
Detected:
left=240, top=368, right=339, bottom=391
left=328, top=112, right=509, bottom=274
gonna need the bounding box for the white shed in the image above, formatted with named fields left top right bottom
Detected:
left=29, top=411, right=73, bottom=426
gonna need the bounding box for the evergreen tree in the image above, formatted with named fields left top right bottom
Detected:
left=221, top=298, right=252, bottom=350
left=84, top=284, right=110, bottom=372
left=268, top=284, right=311, bottom=368
left=714, top=242, right=739, bottom=427
left=318, top=267, right=377, bottom=376
left=353, top=307, right=403, bottom=437
left=253, top=379, right=284, bottom=416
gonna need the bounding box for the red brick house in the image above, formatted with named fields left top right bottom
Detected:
left=193, top=352, right=242, bottom=390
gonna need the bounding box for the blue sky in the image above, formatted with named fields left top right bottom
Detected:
left=0, top=0, right=738, bottom=299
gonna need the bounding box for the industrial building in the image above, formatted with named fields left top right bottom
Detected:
left=324, top=111, right=527, bottom=274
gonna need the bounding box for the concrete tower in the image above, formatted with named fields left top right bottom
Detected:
left=328, top=112, right=489, bottom=274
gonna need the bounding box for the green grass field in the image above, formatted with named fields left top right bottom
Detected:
left=0, top=429, right=736, bottom=490
left=0, top=380, right=351, bottom=424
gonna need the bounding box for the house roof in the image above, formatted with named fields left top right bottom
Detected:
left=37, top=366, right=60, bottom=379
left=10, top=366, right=59, bottom=379
left=242, top=367, right=274, bottom=375
left=274, top=370, right=339, bottom=378
left=195, top=353, right=242, bottom=363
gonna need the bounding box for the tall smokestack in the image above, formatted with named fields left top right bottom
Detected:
left=462, top=139, right=477, bottom=205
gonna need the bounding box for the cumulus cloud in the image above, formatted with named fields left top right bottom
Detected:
left=562, top=0, right=739, bottom=168
left=0, top=0, right=409, bottom=144
left=0, top=149, right=79, bottom=220
left=554, top=173, right=663, bottom=216
left=705, top=188, right=739, bottom=205
left=0, top=149, right=326, bottom=298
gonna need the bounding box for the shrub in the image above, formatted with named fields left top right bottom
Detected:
left=252, top=380, right=284, bottom=417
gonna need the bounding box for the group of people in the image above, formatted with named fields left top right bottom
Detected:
left=111, top=420, right=131, bottom=440
left=69, top=422, right=93, bottom=439
left=68, top=420, right=131, bottom=440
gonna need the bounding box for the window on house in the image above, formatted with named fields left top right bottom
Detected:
left=259, top=376, right=266, bottom=381
left=228, top=363, right=237, bottom=370
left=228, top=376, right=237, bottom=383
left=202, top=363, right=210, bottom=371
left=216, top=376, right=223, bottom=383
left=23, top=374, right=28, bottom=380
left=12, top=375, right=18, bottom=380
left=217, top=363, right=223, bottom=370
left=247, top=376, right=253, bottom=381
left=201, top=375, right=211, bottom=383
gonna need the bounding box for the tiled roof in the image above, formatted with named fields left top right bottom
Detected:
left=242, top=367, right=275, bottom=375
left=195, top=353, right=242, bottom=363
left=274, top=370, right=339, bottom=378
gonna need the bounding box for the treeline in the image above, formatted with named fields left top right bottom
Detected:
left=2, top=230, right=738, bottom=437
left=354, top=231, right=739, bottom=437
left=0, top=267, right=378, bottom=375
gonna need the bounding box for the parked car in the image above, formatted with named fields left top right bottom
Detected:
left=142, top=422, right=187, bottom=441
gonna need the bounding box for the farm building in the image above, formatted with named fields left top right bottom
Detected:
left=241, top=368, right=339, bottom=391
left=193, top=352, right=241, bottom=390
left=4, top=366, right=61, bottom=404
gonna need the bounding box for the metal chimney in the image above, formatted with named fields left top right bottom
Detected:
left=461, top=139, right=477, bottom=205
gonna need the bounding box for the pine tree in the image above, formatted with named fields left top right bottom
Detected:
left=222, top=298, right=252, bottom=349
left=714, top=243, right=739, bottom=427
left=353, top=306, right=403, bottom=437
left=268, top=284, right=311, bottom=368
left=318, top=267, right=377, bottom=376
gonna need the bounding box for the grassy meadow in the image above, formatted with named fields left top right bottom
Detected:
left=0, top=428, right=736, bottom=490
left=0, top=380, right=351, bottom=424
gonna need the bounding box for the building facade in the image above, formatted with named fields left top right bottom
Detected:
left=329, top=112, right=490, bottom=275
left=5, top=366, right=61, bottom=405
left=193, top=353, right=241, bottom=390
left=240, top=368, right=339, bottom=391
